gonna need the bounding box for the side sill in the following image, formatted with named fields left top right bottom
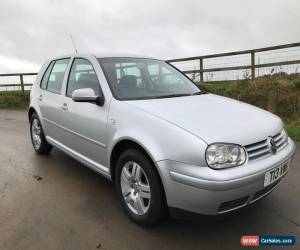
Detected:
left=46, top=136, right=111, bottom=180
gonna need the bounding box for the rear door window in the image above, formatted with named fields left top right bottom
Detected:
left=40, top=61, right=55, bottom=89
left=46, top=59, right=70, bottom=94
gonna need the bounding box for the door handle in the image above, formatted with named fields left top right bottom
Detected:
left=38, top=95, right=43, bottom=101
left=61, top=103, right=68, bottom=111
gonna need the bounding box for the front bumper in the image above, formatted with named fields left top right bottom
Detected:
left=156, top=139, right=296, bottom=215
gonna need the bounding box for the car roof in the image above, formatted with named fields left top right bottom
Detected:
left=49, top=53, right=162, bottom=61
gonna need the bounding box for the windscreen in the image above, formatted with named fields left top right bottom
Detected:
left=98, top=58, right=202, bottom=100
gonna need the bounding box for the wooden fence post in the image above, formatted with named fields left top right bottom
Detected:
left=20, top=74, right=24, bottom=93
left=199, top=58, right=204, bottom=82
left=251, top=52, right=255, bottom=79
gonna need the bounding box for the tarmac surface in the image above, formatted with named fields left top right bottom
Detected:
left=0, top=110, right=299, bottom=250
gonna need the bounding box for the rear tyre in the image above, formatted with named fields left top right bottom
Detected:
left=30, top=113, right=53, bottom=154
left=115, top=149, right=166, bottom=227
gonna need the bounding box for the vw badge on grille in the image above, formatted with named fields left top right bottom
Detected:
left=267, top=137, right=277, bottom=154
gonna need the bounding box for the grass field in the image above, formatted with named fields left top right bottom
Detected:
left=0, top=91, right=30, bottom=109
left=0, top=75, right=299, bottom=141
left=287, top=126, right=300, bottom=141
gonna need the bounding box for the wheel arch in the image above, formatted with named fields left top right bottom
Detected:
left=109, top=138, right=168, bottom=210
left=28, top=106, right=37, bottom=121
left=109, top=139, right=156, bottom=181
left=28, top=106, right=47, bottom=135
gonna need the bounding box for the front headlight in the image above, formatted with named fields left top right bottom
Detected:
left=205, top=143, right=247, bottom=169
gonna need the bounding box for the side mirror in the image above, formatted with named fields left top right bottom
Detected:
left=72, top=88, right=105, bottom=106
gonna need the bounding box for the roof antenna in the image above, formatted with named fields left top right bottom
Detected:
left=70, top=35, right=78, bottom=53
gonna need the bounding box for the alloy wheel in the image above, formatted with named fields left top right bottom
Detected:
left=120, top=161, right=151, bottom=215
left=31, top=118, right=42, bottom=150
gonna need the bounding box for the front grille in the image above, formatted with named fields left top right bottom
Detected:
left=251, top=180, right=281, bottom=201
left=218, top=196, right=249, bottom=212
left=245, top=132, right=287, bottom=161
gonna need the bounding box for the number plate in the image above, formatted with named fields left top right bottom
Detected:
left=264, top=162, right=289, bottom=187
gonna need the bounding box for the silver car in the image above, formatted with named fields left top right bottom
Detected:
left=28, top=54, right=296, bottom=226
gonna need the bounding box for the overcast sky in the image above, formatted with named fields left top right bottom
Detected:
left=0, top=0, right=299, bottom=73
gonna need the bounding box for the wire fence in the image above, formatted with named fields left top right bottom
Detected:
left=1, top=42, right=300, bottom=92
left=0, top=73, right=36, bottom=92
left=168, top=42, right=300, bottom=82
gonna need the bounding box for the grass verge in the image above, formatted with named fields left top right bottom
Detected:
left=0, top=91, right=30, bottom=109
left=287, top=126, right=300, bottom=142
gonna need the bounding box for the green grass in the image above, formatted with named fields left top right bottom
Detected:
left=198, top=74, right=300, bottom=121
left=0, top=91, right=30, bottom=109
left=287, top=126, right=300, bottom=142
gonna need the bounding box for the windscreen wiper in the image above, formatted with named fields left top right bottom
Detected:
left=191, top=91, right=207, bottom=95
left=154, top=93, right=191, bottom=99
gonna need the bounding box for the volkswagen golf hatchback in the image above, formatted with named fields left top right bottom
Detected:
left=29, top=54, right=296, bottom=226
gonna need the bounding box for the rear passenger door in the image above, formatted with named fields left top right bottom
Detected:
left=38, top=58, right=70, bottom=142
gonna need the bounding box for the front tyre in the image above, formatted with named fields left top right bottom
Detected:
left=30, top=113, right=53, bottom=154
left=115, top=149, right=166, bottom=227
